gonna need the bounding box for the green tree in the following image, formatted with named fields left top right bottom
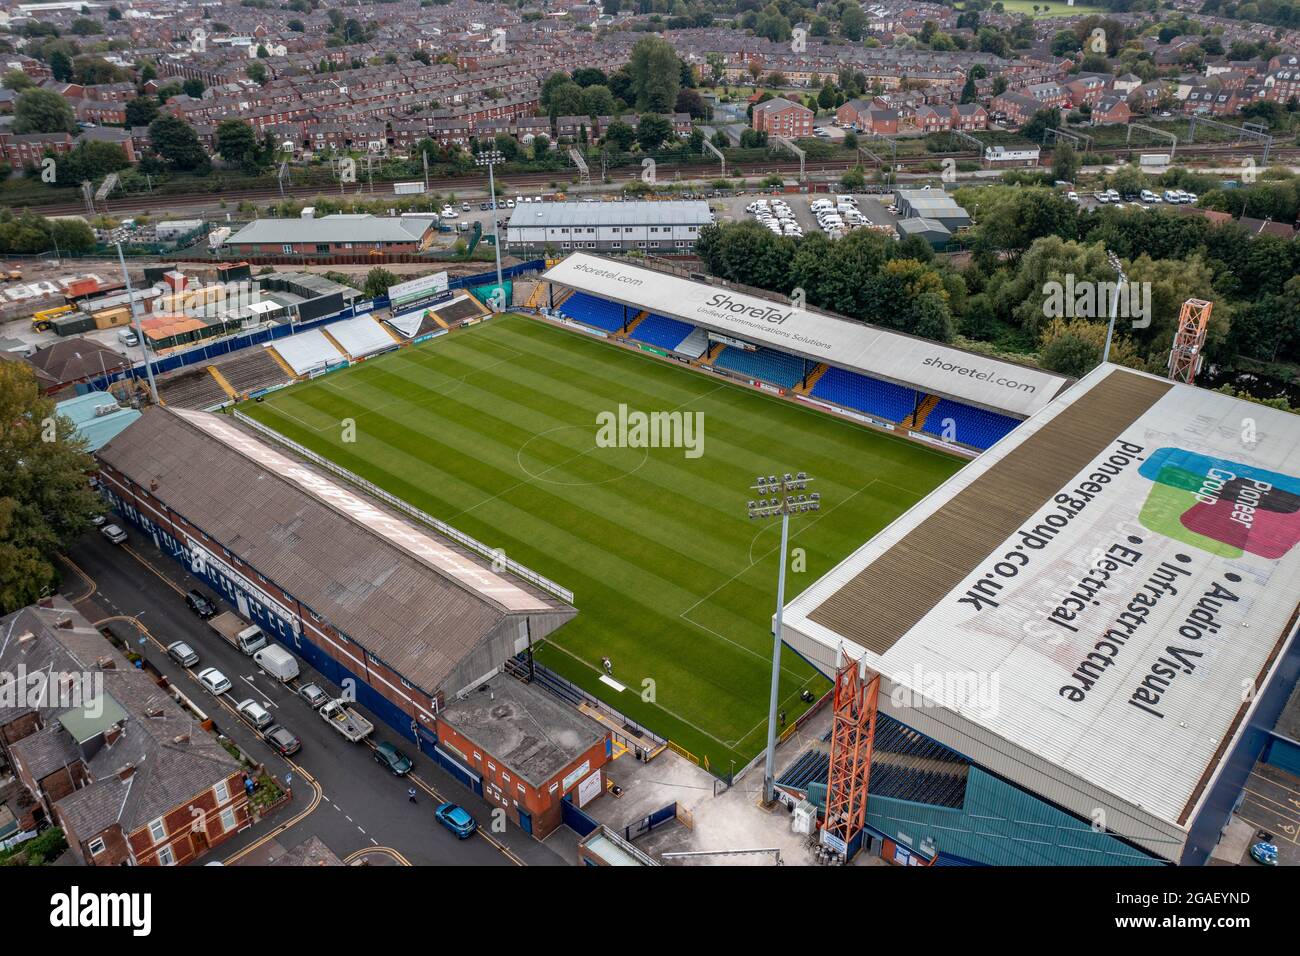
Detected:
left=604, top=120, right=635, bottom=151
left=628, top=36, right=680, bottom=113
left=0, top=361, right=100, bottom=614
left=61, top=140, right=131, bottom=184
left=13, top=89, right=76, bottom=134
left=182, top=78, right=205, bottom=99
left=215, top=118, right=262, bottom=171
left=1052, top=141, right=1079, bottom=183
left=3, top=70, right=35, bottom=91
left=148, top=115, right=210, bottom=172
left=363, top=266, right=398, bottom=298
left=636, top=114, right=672, bottom=151
left=246, top=61, right=268, bottom=85
left=124, top=96, right=159, bottom=127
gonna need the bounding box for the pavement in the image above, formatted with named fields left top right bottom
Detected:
left=61, top=528, right=572, bottom=867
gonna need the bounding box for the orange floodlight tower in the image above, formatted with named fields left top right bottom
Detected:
left=1167, top=298, right=1213, bottom=384
left=821, top=648, right=880, bottom=861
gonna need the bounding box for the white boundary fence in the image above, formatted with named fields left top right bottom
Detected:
left=232, top=410, right=575, bottom=605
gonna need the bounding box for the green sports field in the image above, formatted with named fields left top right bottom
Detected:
left=243, top=314, right=961, bottom=772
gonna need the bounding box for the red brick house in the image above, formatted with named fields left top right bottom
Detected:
left=835, top=97, right=872, bottom=129
left=0, top=598, right=250, bottom=865
left=950, top=103, right=988, bottom=130
left=1091, top=95, right=1131, bottom=125
left=434, top=676, right=611, bottom=839
left=752, top=96, right=813, bottom=137
left=914, top=105, right=951, bottom=132
left=0, top=131, right=74, bottom=171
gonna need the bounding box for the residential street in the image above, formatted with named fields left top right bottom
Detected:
left=61, top=529, right=570, bottom=867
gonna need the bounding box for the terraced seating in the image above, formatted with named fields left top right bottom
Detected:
left=811, top=366, right=919, bottom=423
left=157, top=366, right=229, bottom=410
left=921, top=398, right=1021, bottom=450
left=215, top=348, right=291, bottom=396
left=712, top=345, right=806, bottom=389
left=629, top=313, right=695, bottom=352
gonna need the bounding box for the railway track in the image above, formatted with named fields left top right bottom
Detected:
left=12, top=142, right=1298, bottom=218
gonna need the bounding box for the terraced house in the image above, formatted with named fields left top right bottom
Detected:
left=0, top=598, right=250, bottom=866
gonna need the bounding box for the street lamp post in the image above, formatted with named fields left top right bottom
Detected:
left=748, top=472, right=820, bottom=804
left=1102, top=250, right=1127, bottom=366
left=116, top=241, right=158, bottom=405
left=475, top=150, right=505, bottom=309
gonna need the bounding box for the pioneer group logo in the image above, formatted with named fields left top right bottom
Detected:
left=1137, top=448, right=1300, bottom=559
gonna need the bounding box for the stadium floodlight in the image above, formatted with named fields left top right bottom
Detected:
left=1102, top=250, right=1127, bottom=366
left=475, top=149, right=506, bottom=305
left=746, top=471, right=819, bottom=804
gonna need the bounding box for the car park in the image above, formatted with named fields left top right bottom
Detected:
left=237, top=699, right=274, bottom=731
left=373, top=740, right=414, bottom=776
left=298, top=683, right=329, bottom=709
left=166, top=641, right=199, bottom=668
left=185, top=589, right=217, bottom=619
left=100, top=523, right=127, bottom=545
left=434, top=802, right=477, bottom=839
left=198, top=668, right=231, bottom=696
left=264, top=725, right=301, bottom=757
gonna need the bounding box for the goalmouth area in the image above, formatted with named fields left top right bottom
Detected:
left=242, top=313, right=962, bottom=773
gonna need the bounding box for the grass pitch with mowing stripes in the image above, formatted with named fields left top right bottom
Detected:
left=243, top=314, right=961, bottom=773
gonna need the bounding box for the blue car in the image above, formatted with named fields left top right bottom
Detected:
left=1249, top=841, right=1278, bottom=866
left=434, top=802, right=477, bottom=839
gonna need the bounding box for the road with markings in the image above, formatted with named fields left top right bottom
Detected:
left=64, top=529, right=568, bottom=867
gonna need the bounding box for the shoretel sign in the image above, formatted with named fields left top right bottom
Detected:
left=703, top=293, right=795, bottom=325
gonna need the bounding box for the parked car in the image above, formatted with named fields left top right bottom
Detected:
left=298, top=683, right=329, bottom=709
left=100, top=523, right=127, bottom=545
left=237, top=699, right=274, bottom=731
left=434, top=802, right=477, bottom=839
left=198, top=667, right=231, bottom=696
left=1250, top=841, right=1278, bottom=866
left=90, top=514, right=107, bottom=527
left=185, top=589, right=217, bottom=619
left=166, top=641, right=199, bottom=668
left=373, top=741, right=413, bottom=776
left=264, top=725, right=301, bottom=757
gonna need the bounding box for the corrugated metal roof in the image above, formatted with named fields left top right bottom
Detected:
left=96, top=409, right=573, bottom=696
left=508, top=201, right=713, bottom=229
left=784, top=365, right=1300, bottom=834
left=543, top=254, right=1066, bottom=417
left=229, top=214, right=436, bottom=245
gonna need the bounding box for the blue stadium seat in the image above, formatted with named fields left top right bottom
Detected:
left=630, top=313, right=695, bottom=352
left=712, top=345, right=806, bottom=389
left=921, top=399, right=1021, bottom=450
left=559, top=292, right=628, bottom=333
left=811, top=366, right=919, bottom=423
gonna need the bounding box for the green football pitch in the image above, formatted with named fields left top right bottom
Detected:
left=242, top=314, right=962, bottom=773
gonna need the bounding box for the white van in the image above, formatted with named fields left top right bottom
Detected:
left=810, top=199, right=834, bottom=212
left=253, top=645, right=300, bottom=683
left=117, top=328, right=138, bottom=347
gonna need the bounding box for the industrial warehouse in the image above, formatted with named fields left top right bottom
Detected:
left=506, top=200, right=714, bottom=253
left=782, top=364, right=1300, bottom=866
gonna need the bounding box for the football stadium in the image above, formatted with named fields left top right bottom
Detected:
left=220, top=253, right=1298, bottom=865
left=236, top=254, right=1069, bottom=774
